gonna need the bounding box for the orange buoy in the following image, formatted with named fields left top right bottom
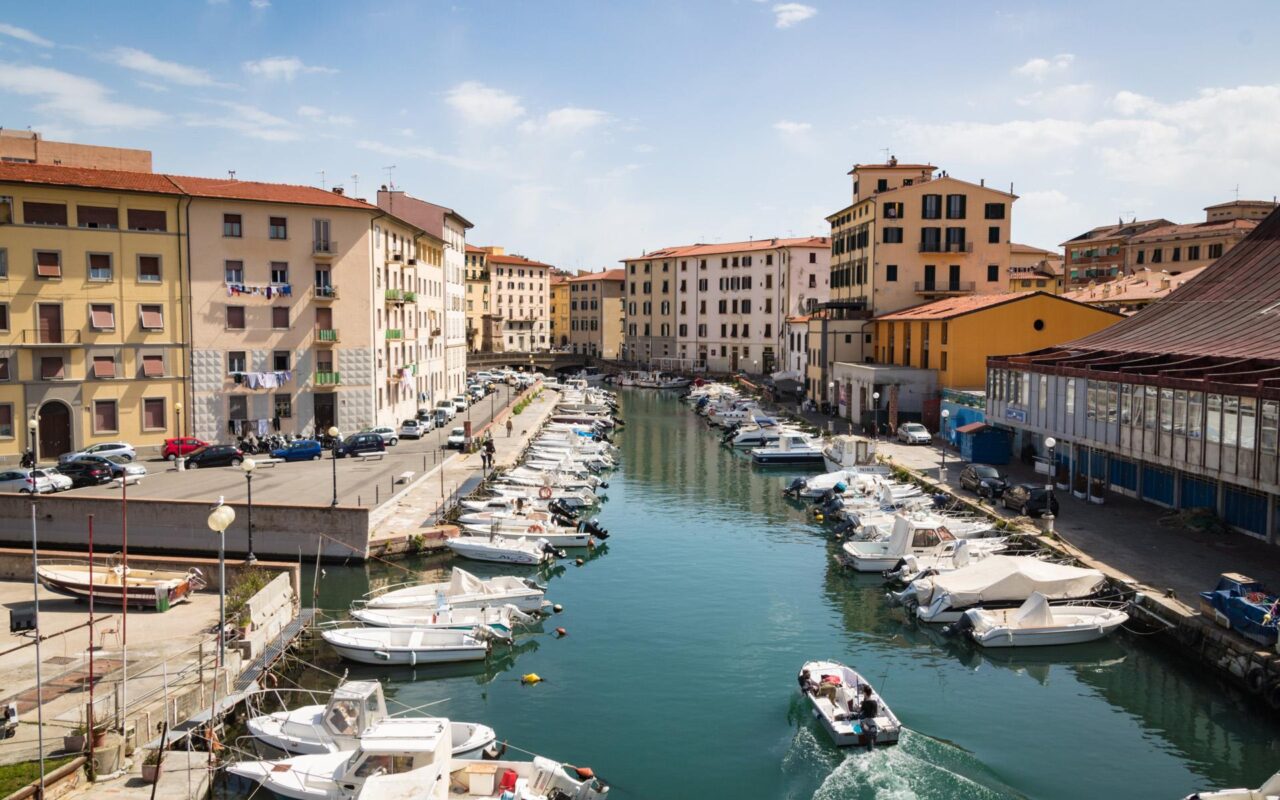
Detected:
left=555, top=627, right=567, bottom=637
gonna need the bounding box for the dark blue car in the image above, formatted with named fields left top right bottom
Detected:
left=272, top=439, right=324, bottom=462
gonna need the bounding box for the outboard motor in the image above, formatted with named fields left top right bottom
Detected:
left=541, top=542, right=566, bottom=560
left=784, top=477, right=806, bottom=497
left=941, top=612, right=976, bottom=638
left=579, top=517, right=609, bottom=539
left=552, top=512, right=577, bottom=528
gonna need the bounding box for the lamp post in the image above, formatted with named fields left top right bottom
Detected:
left=205, top=502, right=236, bottom=666
left=27, top=415, right=38, bottom=465
left=241, top=458, right=257, bottom=564
left=940, top=409, right=950, bottom=481
left=328, top=426, right=341, bottom=507
left=872, top=391, right=881, bottom=440
left=1044, top=436, right=1057, bottom=532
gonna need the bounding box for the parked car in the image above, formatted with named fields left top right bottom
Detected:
left=414, top=411, right=438, bottom=432
left=184, top=445, right=245, bottom=469
left=31, top=467, right=73, bottom=492
left=468, top=386, right=485, bottom=403
left=271, top=440, right=323, bottom=462
left=451, top=395, right=469, bottom=413
left=1000, top=484, right=1060, bottom=517
left=335, top=432, right=386, bottom=458
left=896, top=423, right=931, bottom=445
left=446, top=426, right=467, bottom=450
left=399, top=419, right=427, bottom=440
left=162, top=437, right=208, bottom=461
left=434, top=401, right=457, bottom=422
left=74, top=455, right=147, bottom=478
left=56, top=460, right=115, bottom=488
left=0, top=469, right=54, bottom=494
left=958, top=464, right=1009, bottom=498
left=433, top=408, right=451, bottom=428
left=364, top=426, right=399, bottom=447
left=59, top=442, right=136, bottom=464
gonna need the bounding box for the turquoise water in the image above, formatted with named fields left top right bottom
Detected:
left=277, top=389, right=1278, bottom=799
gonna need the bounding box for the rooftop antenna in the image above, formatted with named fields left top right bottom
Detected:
left=383, top=165, right=397, bottom=190
left=350, top=173, right=359, bottom=199
left=881, top=147, right=891, bottom=162
left=227, top=170, right=236, bottom=181
left=317, top=170, right=327, bottom=190
left=1234, top=184, right=1240, bottom=201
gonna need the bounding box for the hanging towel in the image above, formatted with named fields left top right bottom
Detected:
left=246, top=373, right=260, bottom=389
left=233, top=373, right=244, bottom=385
left=257, top=418, right=269, bottom=436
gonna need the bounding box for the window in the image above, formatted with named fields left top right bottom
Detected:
left=987, top=264, right=999, bottom=282
left=138, top=255, right=161, bottom=282
left=1206, top=393, right=1221, bottom=443
left=883, top=202, right=903, bottom=219
left=270, top=262, right=289, bottom=284
left=988, top=226, right=1000, bottom=244
left=1151, top=248, right=1163, bottom=264
left=228, top=351, right=247, bottom=373
left=1159, top=388, right=1173, bottom=432
left=883, top=227, right=903, bottom=244
left=225, top=260, right=244, bottom=283
left=1066, top=378, right=1076, bottom=416
left=90, top=400, right=117, bottom=433
left=1188, top=391, right=1203, bottom=439
left=227, top=305, right=246, bottom=329
left=223, top=213, right=242, bottom=237
left=91, top=355, right=116, bottom=379
left=1262, top=400, right=1278, bottom=454
left=885, top=264, right=898, bottom=282
left=139, top=305, right=164, bottom=330
left=272, top=306, right=289, bottom=329
left=40, top=356, right=64, bottom=380
left=272, top=393, right=293, bottom=419
left=24, top=202, right=67, bottom=226
left=136, top=398, right=165, bottom=430
left=269, top=217, right=288, bottom=239
left=876, top=178, right=888, bottom=192
left=1223, top=395, right=1239, bottom=446
left=1240, top=397, right=1257, bottom=450
left=922, top=195, right=942, bottom=219
left=808, top=274, right=816, bottom=288
left=88, top=253, right=112, bottom=281
left=127, top=209, right=166, bottom=231
left=89, top=303, right=115, bottom=330
left=273, top=350, right=290, bottom=371
left=808, top=252, right=816, bottom=264
left=0, top=248, right=7, bottom=278
left=0, top=304, right=7, bottom=332
left=1188, top=245, right=1201, bottom=260
left=1144, top=385, right=1157, bottom=430
left=229, top=396, right=248, bottom=421
left=1172, top=246, right=1181, bottom=262
left=984, top=203, right=1006, bottom=220
left=77, top=206, right=118, bottom=229
left=35, top=250, right=61, bottom=278
left=946, top=194, right=967, bottom=219
left=1209, top=243, right=1224, bottom=258
left=0, top=404, right=10, bottom=437
left=1136, top=250, right=1146, bottom=265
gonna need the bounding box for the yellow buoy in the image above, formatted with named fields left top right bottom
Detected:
left=521, top=673, right=543, bottom=685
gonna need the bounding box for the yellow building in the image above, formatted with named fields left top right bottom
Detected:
left=568, top=269, right=625, bottom=359
left=549, top=272, right=570, bottom=348
left=464, top=244, right=491, bottom=351
left=872, top=291, right=1122, bottom=390
left=1008, top=242, right=1064, bottom=293
left=0, top=163, right=188, bottom=460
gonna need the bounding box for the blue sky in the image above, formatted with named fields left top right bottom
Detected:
left=3, top=1, right=1280, bottom=270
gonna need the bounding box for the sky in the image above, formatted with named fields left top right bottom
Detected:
left=3, top=1, right=1280, bottom=271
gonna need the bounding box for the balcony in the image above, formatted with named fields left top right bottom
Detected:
left=385, top=288, right=407, bottom=304
left=315, top=370, right=341, bottom=386
left=918, top=241, right=973, bottom=254
left=315, top=328, right=340, bottom=344
left=21, top=329, right=83, bottom=346
left=313, top=284, right=339, bottom=301
left=313, top=240, right=339, bottom=258
left=914, top=281, right=976, bottom=296
left=404, top=291, right=417, bottom=303
left=385, top=329, right=404, bottom=340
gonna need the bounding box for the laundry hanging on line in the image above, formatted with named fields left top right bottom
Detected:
left=226, top=283, right=293, bottom=298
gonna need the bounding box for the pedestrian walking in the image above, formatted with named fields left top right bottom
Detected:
left=506, top=419, right=513, bottom=438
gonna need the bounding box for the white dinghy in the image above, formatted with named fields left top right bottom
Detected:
left=350, top=602, right=533, bottom=637
left=446, top=535, right=561, bottom=565
left=958, top=592, right=1129, bottom=648
left=360, top=568, right=549, bottom=614
left=246, top=680, right=496, bottom=758
left=1183, top=771, right=1280, bottom=800
left=797, top=660, right=901, bottom=748
left=321, top=627, right=489, bottom=665
left=840, top=514, right=1002, bottom=573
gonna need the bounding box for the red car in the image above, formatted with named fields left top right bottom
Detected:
left=162, top=437, right=208, bottom=461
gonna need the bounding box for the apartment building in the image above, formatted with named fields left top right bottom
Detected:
left=1008, top=243, right=1064, bottom=293
left=623, top=237, right=829, bottom=373
left=0, top=129, right=152, bottom=171
left=568, top=269, right=624, bottom=359
left=464, top=244, right=492, bottom=351
left=550, top=272, right=570, bottom=348
left=0, top=163, right=187, bottom=461
left=488, top=252, right=553, bottom=351
left=1063, top=267, right=1204, bottom=313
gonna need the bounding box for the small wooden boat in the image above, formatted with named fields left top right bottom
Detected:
left=958, top=593, right=1129, bottom=648
left=36, top=563, right=205, bottom=611
left=321, top=627, right=489, bottom=665
left=797, top=660, right=901, bottom=747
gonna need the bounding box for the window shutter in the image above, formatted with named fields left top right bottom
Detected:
left=142, top=355, right=165, bottom=377
left=36, top=251, right=61, bottom=277
left=90, top=305, right=115, bottom=329
left=41, top=357, right=65, bottom=379
left=92, top=355, right=116, bottom=379
left=140, top=306, right=164, bottom=330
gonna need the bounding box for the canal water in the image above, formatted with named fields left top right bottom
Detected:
left=281, top=389, right=1277, bottom=799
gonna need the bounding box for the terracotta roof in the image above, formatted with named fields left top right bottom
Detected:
left=863, top=173, right=1017, bottom=201
left=465, top=244, right=487, bottom=253
left=488, top=253, right=554, bottom=268
left=1127, top=218, right=1257, bottom=243
left=786, top=315, right=812, bottom=323
left=874, top=290, right=1121, bottom=322
left=1064, top=267, right=1205, bottom=306
left=848, top=162, right=937, bottom=175
left=955, top=421, right=988, bottom=434
left=376, top=190, right=472, bottom=238
left=568, top=269, right=624, bottom=282
left=1010, top=242, right=1056, bottom=255
left=626, top=236, right=830, bottom=261
left=1060, top=218, right=1171, bottom=247
left=1205, top=199, right=1277, bottom=210
left=0, top=161, right=378, bottom=210
left=550, top=274, right=568, bottom=285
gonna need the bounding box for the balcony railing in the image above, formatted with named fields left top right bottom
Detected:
left=404, top=291, right=417, bottom=303
left=385, top=329, right=404, bottom=340
left=21, top=329, right=83, bottom=345
left=914, top=281, right=976, bottom=295
left=918, top=241, right=973, bottom=253
left=385, top=288, right=406, bottom=302
left=315, top=370, right=341, bottom=385
left=313, top=284, right=338, bottom=300
left=315, top=328, right=339, bottom=343
left=313, top=240, right=338, bottom=256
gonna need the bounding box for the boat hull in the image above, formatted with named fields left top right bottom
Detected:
left=36, top=566, right=197, bottom=611
left=445, top=539, right=553, bottom=565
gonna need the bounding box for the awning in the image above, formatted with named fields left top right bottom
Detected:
left=92, top=356, right=116, bottom=379
left=955, top=421, right=988, bottom=434
left=41, top=358, right=64, bottom=379
left=90, top=306, right=115, bottom=329
left=142, top=355, right=165, bottom=377
left=139, top=307, right=164, bottom=330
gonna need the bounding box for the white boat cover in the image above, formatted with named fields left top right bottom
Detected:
left=930, top=556, right=1103, bottom=606
left=1010, top=592, right=1054, bottom=628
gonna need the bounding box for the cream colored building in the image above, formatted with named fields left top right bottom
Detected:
left=620, top=249, right=676, bottom=365
left=1008, top=243, right=1064, bottom=293
left=465, top=244, right=492, bottom=351
left=0, top=129, right=153, bottom=171
left=488, top=252, right=553, bottom=351
left=568, top=269, right=624, bottom=359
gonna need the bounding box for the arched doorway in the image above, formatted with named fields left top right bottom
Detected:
left=38, top=402, right=72, bottom=462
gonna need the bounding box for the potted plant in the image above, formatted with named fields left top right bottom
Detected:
left=91, top=719, right=110, bottom=748
left=63, top=722, right=87, bottom=754
left=141, top=748, right=164, bottom=783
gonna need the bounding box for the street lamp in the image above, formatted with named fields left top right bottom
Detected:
left=328, top=426, right=341, bottom=507
left=872, top=391, right=881, bottom=440
left=241, top=458, right=257, bottom=564
left=27, top=415, right=38, bottom=465
left=206, top=502, right=236, bottom=665
left=940, top=409, right=950, bottom=480
left=1044, top=436, right=1057, bottom=495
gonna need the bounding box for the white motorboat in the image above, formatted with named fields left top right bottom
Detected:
left=893, top=555, right=1107, bottom=623
left=246, top=680, right=495, bottom=758
left=229, top=717, right=610, bottom=800
left=751, top=433, right=825, bottom=466
left=446, top=535, right=560, bottom=565
left=822, top=434, right=878, bottom=472
left=884, top=537, right=1008, bottom=584
left=361, top=569, right=549, bottom=614
left=350, top=603, right=532, bottom=637
left=959, top=593, right=1129, bottom=648
left=797, top=660, right=901, bottom=748
left=790, top=468, right=896, bottom=499
left=460, top=524, right=594, bottom=548
left=321, top=627, right=489, bottom=665
left=456, top=508, right=557, bottom=527
left=840, top=514, right=1005, bottom=573
left=1183, top=771, right=1280, bottom=800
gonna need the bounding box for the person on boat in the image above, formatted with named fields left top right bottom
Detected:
left=856, top=685, right=878, bottom=719
left=797, top=669, right=814, bottom=695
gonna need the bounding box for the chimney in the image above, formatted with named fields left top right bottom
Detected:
left=1159, top=276, right=1170, bottom=290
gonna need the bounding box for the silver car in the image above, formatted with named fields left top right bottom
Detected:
left=0, top=468, right=54, bottom=494
left=896, top=423, right=932, bottom=445
left=59, top=441, right=137, bottom=464
left=31, top=467, right=73, bottom=492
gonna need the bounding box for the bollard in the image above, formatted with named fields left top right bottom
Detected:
left=423, top=455, right=427, bottom=471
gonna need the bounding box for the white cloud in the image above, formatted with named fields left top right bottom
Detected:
left=773, top=119, right=812, bottom=135
left=772, top=3, right=817, bottom=29
left=109, top=47, right=227, bottom=88
left=184, top=101, right=299, bottom=141
left=633, top=143, right=656, bottom=153
left=297, top=105, right=353, bottom=125
left=0, top=63, right=166, bottom=127
left=250, top=0, right=270, bottom=8
left=0, top=23, right=52, bottom=47
left=1014, top=53, right=1074, bottom=81
left=518, top=107, right=609, bottom=135
left=445, top=81, right=525, bottom=126
left=356, top=138, right=496, bottom=173
left=394, top=127, right=414, bottom=137
left=1016, top=83, right=1094, bottom=114
left=242, top=56, right=336, bottom=81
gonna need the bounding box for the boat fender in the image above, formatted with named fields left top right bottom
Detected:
left=1266, top=680, right=1280, bottom=711
left=575, top=558, right=585, bottom=566
left=555, top=627, right=567, bottom=637
left=539, top=487, right=553, bottom=500
left=483, top=741, right=508, bottom=760
left=574, top=767, right=595, bottom=780
left=521, top=673, right=543, bottom=684
left=814, top=513, right=825, bottom=523
left=553, top=604, right=564, bottom=613
left=1245, top=665, right=1267, bottom=695
left=375, top=650, right=390, bottom=660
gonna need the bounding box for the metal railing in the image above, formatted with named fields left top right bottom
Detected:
left=918, top=241, right=973, bottom=253
left=385, top=328, right=403, bottom=340
left=914, top=281, right=976, bottom=294
left=315, top=371, right=341, bottom=385
left=313, top=240, right=338, bottom=255
left=313, top=284, right=338, bottom=300
left=21, top=329, right=82, bottom=345
left=315, top=328, right=339, bottom=343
